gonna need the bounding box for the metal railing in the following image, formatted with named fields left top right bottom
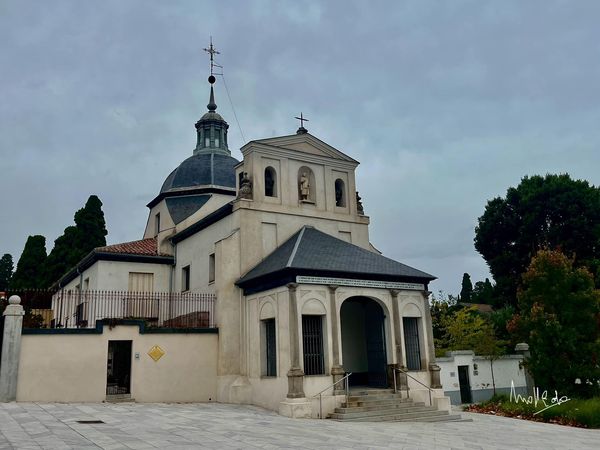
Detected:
left=7, top=289, right=217, bottom=329
left=311, top=373, right=353, bottom=419
left=393, top=366, right=433, bottom=406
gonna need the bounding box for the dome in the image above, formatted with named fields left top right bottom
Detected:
left=200, top=111, right=225, bottom=121
left=160, top=153, right=239, bottom=194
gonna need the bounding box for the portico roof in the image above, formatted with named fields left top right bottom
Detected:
left=236, top=226, right=435, bottom=294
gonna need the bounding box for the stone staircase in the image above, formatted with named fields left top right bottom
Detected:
left=330, top=389, right=465, bottom=422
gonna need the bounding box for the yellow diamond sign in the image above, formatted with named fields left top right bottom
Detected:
left=148, top=345, right=165, bottom=362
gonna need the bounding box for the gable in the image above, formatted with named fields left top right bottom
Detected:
left=243, top=133, right=358, bottom=164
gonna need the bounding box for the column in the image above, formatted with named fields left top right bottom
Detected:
left=286, top=283, right=305, bottom=398
left=390, top=289, right=407, bottom=390
left=422, top=290, right=442, bottom=388
left=328, top=285, right=345, bottom=394
left=0, top=295, right=25, bottom=402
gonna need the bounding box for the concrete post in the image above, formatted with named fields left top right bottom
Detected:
left=389, top=289, right=407, bottom=390
left=328, top=285, right=345, bottom=394
left=422, top=290, right=442, bottom=389
left=286, top=283, right=305, bottom=398
left=0, top=295, right=25, bottom=402
left=515, top=342, right=534, bottom=395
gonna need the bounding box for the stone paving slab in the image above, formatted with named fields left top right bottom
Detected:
left=0, top=402, right=598, bottom=449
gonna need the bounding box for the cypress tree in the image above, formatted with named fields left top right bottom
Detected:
left=0, top=253, right=14, bottom=291
left=11, top=236, right=47, bottom=289
left=43, top=226, right=79, bottom=287
left=74, top=195, right=107, bottom=256
left=43, top=195, right=108, bottom=287
left=459, top=273, right=473, bottom=303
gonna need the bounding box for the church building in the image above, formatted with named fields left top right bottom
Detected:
left=50, top=47, right=450, bottom=418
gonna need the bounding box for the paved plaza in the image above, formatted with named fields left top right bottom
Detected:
left=0, top=402, right=598, bottom=450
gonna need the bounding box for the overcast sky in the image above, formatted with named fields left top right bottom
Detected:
left=2, top=0, right=600, bottom=296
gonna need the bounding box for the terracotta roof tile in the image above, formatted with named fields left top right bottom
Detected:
left=96, top=238, right=159, bottom=256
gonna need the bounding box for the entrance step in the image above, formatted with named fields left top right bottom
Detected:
left=105, top=394, right=135, bottom=403
left=331, top=390, right=465, bottom=423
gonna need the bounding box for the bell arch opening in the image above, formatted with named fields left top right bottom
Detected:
left=340, top=296, right=388, bottom=388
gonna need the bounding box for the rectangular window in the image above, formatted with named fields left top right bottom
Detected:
left=155, top=213, right=161, bottom=236
left=182, top=265, right=190, bottom=292
left=403, top=317, right=422, bottom=370
left=127, top=272, right=156, bottom=319
left=84, top=278, right=90, bottom=290
left=208, top=253, right=215, bottom=284
left=302, top=315, right=325, bottom=375
left=262, top=319, right=277, bottom=376
left=128, top=272, right=154, bottom=292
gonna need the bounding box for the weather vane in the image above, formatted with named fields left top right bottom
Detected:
left=203, top=36, right=220, bottom=84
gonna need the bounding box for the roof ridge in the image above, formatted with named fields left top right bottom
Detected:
left=286, top=226, right=307, bottom=267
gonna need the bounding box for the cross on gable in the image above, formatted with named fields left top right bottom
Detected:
left=295, top=113, right=309, bottom=127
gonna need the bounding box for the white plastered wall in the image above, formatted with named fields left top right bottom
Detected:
left=17, top=325, right=218, bottom=403
left=60, top=261, right=171, bottom=292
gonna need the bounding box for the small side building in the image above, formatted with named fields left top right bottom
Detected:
left=437, top=350, right=528, bottom=404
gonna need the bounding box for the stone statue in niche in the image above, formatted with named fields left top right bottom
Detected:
left=356, top=192, right=364, bottom=214
left=237, top=172, right=253, bottom=200
left=299, top=172, right=310, bottom=201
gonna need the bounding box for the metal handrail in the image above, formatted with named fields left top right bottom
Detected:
left=393, top=367, right=433, bottom=406
left=311, top=372, right=352, bottom=419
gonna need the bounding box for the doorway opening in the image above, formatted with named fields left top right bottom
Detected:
left=340, top=297, right=387, bottom=387
left=458, top=365, right=472, bottom=403
left=107, top=340, right=132, bottom=395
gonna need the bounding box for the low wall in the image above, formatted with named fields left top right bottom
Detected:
left=17, top=323, right=218, bottom=403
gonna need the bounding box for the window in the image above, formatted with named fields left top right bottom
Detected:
left=264, top=166, right=277, bottom=197
left=335, top=179, right=346, bottom=207
left=262, top=318, right=277, bottom=376
left=128, top=272, right=154, bottom=292
left=208, top=253, right=215, bottom=284
left=155, top=213, right=161, bottom=236
left=214, top=128, right=220, bottom=147
left=403, top=317, right=422, bottom=370
left=84, top=278, right=90, bottom=290
left=182, top=265, right=190, bottom=292
left=302, top=315, right=325, bottom=375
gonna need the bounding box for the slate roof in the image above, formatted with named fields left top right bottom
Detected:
left=96, top=238, right=160, bottom=256
left=166, top=195, right=211, bottom=224
left=160, top=153, right=239, bottom=193
left=236, top=226, right=436, bottom=288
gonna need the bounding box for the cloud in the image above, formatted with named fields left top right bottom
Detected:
left=2, top=0, right=600, bottom=296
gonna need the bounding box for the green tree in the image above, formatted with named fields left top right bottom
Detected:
left=460, top=273, right=473, bottom=302
left=471, top=278, right=495, bottom=305
left=43, top=195, right=108, bottom=286
left=474, top=174, right=600, bottom=307
left=510, top=249, right=600, bottom=398
left=441, top=306, right=507, bottom=394
left=74, top=195, right=107, bottom=254
left=442, top=306, right=505, bottom=355
left=43, top=226, right=79, bottom=288
left=430, top=291, right=460, bottom=355
left=10, top=236, right=47, bottom=289
left=0, top=254, right=13, bottom=291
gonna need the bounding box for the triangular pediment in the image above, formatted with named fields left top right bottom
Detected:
left=243, top=133, right=358, bottom=164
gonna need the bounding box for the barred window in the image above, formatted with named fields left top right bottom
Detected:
left=403, top=317, right=421, bottom=370
left=302, top=315, right=325, bottom=375
left=262, top=319, right=277, bottom=376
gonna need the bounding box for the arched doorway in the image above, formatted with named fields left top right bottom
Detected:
left=340, top=296, right=388, bottom=387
